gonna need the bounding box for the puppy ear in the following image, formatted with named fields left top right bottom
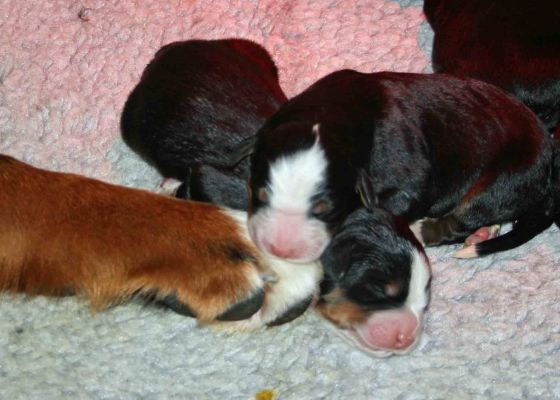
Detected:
left=355, top=169, right=378, bottom=210
left=225, top=135, right=257, bottom=167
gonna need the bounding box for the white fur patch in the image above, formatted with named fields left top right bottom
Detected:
left=225, top=257, right=322, bottom=331
left=156, top=177, right=183, bottom=196
left=267, top=136, right=328, bottom=213
left=409, top=219, right=426, bottom=246
left=246, top=131, right=331, bottom=262
left=405, top=249, right=431, bottom=316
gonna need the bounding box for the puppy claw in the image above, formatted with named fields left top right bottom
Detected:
left=453, top=245, right=478, bottom=259
left=174, top=182, right=189, bottom=199
left=155, top=287, right=265, bottom=322
left=488, top=224, right=501, bottom=238
left=216, top=288, right=265, bottom=321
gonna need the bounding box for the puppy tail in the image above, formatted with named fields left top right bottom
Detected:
left=455, top=215, right=553, bottom=259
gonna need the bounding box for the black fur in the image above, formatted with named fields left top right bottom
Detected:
left=121, top=38, right=287, bottom=180
left=319, top=207, right=427, bottom=311
left=248, top=70, right=555, bottom=254
left=157, top=289, right=265, bottom=322
left=266, top=295, right=315, bottom=326
left=175, top=165, right=248, bottom=210
left=424, top=0, right=560, bottom=135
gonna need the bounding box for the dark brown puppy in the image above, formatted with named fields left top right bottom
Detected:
left=121, top=38, right=287, bottom=181
left=0, top=155, right=321, bottom=327
left=424, top=0, right=560, bottom=135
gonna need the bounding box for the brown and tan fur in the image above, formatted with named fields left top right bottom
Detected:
left=315, top=288, right=368, bottom=329
left=0, top=155, right=269, bottom=323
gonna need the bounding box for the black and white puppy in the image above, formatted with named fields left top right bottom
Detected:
left=239, top=70, right=555, bottom=261
left=424, top=0, right=560, bottom=135
left=317, top=173, right=431, bottom=356
left=121, top=38, right=287, bottom=180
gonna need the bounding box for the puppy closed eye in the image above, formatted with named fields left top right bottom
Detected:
left=311, top=198, right=332, bottom=217
left=257, top=187, right=268, bottom=203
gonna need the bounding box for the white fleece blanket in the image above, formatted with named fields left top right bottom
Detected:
left=0, top=1, right=558, bottom=399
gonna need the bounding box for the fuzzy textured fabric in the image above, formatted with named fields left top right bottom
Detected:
left=1, top=1, right=559, bottom=399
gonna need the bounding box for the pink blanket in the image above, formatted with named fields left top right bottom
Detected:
left=0, top=0, right=428, bottom=183
left=2, top=2, right=558, bottom=399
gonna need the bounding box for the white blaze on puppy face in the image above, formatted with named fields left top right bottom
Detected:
left=357, top=248, right=431, bottom=356
left=268, top=134, right=327, bottom=212
left=405, top=248, right=431, bottom=317
left=248, top=126, right=331, bottom=262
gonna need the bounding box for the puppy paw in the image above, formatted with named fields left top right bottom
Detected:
left=464, top=225, right=501, bottom=246
left=453, top=245, right=479, bottom=259
left=139, top=250, right=273, bottom=324
left=453, top=224, right=501, bottom=259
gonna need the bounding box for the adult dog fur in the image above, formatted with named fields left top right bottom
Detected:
left=0, top=155, right=321, bottom=327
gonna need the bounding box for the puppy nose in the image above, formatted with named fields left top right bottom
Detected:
left=267, top=242, right=297, bottom=259
left=393, top=332, right=415, bottom=349
left=364, top=309, right=420, bottom=351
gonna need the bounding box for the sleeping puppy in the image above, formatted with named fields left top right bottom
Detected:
left=237, top=70, right=555, bottom=261
left=424, top=0, right=560, bottom=135
left=0, top=154, right=321, bottom=328
left=317, top=174, right=431, bottom=356
left=121, top=38, right=287, bottom=181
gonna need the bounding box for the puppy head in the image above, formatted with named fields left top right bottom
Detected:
left=240, top=122, right=362, bottom=263
left=317, top=176, right=431, bottom=356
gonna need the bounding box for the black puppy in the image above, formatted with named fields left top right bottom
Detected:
left=121, top=38, right=287, bottom=181
left=237, top=70, right=556, bottom=261
left=424, top=0, right=560, bottom=135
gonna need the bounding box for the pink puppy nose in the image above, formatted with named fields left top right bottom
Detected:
left=361, top=309, right=419, bottom=351
left=394, top=332, right=415, bottom=349
left=267, top=242, right=297, bottom=259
